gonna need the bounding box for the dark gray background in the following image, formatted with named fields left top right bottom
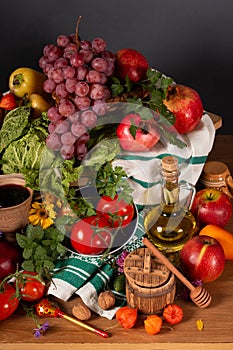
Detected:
left=1, top=0, right=232, bottom=134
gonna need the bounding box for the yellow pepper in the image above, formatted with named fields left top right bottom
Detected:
left=9, top=67, right=47, bottom=99
left=29, top=93, right=53, bottom=118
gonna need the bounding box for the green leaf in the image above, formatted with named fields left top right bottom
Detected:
left=146, top=68, right=163, bottom=84
left=34, top=245, right=48, bottom=259
left=129, top=124, right=138, bottom=139
left=50, top=243, right=56, bottom=251
left=42, top=260, right=55, bottom=271
left=134, top=105, right=154, bottom=120
left=62, top=159, right=83, bottom=192
left=27, top=224, right=44, bottom=242
left=95, top=161, right=133, bottom=200
left=84, top=138, right=120, bottom=169
left=48, top=227, right=65, bottom=242
left=56, top=243, right=67, bottom=255
left=1, top=132, right=46, bottom=186
left=23, top=247, right=33, bottom=260
left=0, top=106, right=31, bottom=152
left=16, top=233, right=29, bottom=248
left=41, top=239, right=52, bottom=247
left=21, top=260, right=35, bottom=272
left=126, top=97, right=143, bottom=107
left=86, top=207, right=96, bottom=217
left=160, top=76, right=174, bottom=91
left=111, top=77, right=124, bottom=96
left=125, top=75, right=133, bottom=92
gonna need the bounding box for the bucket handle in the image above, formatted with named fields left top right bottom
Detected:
left=143, top=252, right=151, bottom=274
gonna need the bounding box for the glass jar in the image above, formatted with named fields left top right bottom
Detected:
left=144, top=156, right=198, bottom=264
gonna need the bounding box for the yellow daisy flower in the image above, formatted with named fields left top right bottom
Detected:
left=29, top=201, right=55, bottom=229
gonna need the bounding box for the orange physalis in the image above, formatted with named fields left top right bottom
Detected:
left=116, top=306, right=138, bottom=329
left=144, top=315, right=163, bottom=335
left=163, top=304, right=183, bottom=325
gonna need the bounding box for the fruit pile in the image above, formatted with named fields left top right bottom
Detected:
left=0, top=19, right=233, bottom=339
left=179, top=187, right=233, bottom=283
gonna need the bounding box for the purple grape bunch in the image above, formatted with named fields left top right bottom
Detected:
left=39, top=35, right=116, bottom=160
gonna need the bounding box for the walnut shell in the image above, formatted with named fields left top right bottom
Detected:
left=72, top=302, right=92, bottom=321
left=98, top=290, right=116, bottom=310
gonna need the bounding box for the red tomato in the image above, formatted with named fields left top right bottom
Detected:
left=163, top=304, right=183, bottom=325
left=18, top=271, right=46, bottom=302
left=0, top=283, right=19, bottom=321
left=70, top=215, right=112, bottom=255
left=96, top=195, right=135, bottom=228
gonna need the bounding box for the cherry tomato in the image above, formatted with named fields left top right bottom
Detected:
left=70, top=215, right=112, bottom=255
left=96, top=195, right=135, bottom=228
left=0, top=283, right=19, bottom=321
left=18, top=271, right=46, bottom=302
left=163, top=304, right=183, bottom=325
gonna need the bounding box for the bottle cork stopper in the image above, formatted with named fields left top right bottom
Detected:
left=161, top=156, right=178, bottom=172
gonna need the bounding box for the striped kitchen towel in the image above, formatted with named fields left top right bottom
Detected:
left=48, top=207, right=145, bottom=319
left=113, top=113, right=216, bottom=205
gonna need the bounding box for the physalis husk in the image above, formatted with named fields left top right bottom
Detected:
left=196, top=319, right=204, bottom=331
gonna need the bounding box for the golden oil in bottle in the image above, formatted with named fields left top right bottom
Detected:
left=144, top=156, right=198, bottom=264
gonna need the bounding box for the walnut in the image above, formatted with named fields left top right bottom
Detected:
left=72, top=302, right=92, bottom=321
left=98, top=290, right=116, bottom=310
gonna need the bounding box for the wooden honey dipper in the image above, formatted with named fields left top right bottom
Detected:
left=143, top=237, right=212, bottom=308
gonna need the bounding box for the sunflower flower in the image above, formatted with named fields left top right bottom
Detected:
left=29, top=201, right=56, bottom=229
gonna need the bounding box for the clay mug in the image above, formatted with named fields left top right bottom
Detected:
left=0, top=173, right=33, bottom=233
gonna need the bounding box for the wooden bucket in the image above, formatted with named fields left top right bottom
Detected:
left=124, top=247, right=176, bottom=315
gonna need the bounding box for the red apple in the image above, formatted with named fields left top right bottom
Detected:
left=115, top=48, right=149, bottom=83
left=191, top=188, right=232, bottom=228
left=163, top=84, right=203, bottom=134
left=0, top=240, right=22, bottom=279
left=180, top=235, right=225, bottom=283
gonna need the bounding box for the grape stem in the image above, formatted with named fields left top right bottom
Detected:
left=75, top=15, right=82, bottom=49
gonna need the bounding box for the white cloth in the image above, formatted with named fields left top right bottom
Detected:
left=113, top=113, right=215, bottom=205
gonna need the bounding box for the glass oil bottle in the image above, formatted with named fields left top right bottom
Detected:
left=144, top=155, right=198, bottom=264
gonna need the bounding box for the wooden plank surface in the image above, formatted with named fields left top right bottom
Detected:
left=208, top=111, right=222, bottom=130
left=0, top=134, right=233, bottom=350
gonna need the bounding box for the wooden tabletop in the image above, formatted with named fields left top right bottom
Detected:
left=1, top=134, right=233, bottom=350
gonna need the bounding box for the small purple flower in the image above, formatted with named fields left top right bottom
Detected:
left=178, top=279, right=203, bottom=301
left=192, top=279, right=203, bottom=287
left=116, top=250, right=129, bottom=273
left=33, top=322, right=49, bottom=338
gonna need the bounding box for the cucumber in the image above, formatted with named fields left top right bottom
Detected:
left=113, top=273, right=126, bottom=293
